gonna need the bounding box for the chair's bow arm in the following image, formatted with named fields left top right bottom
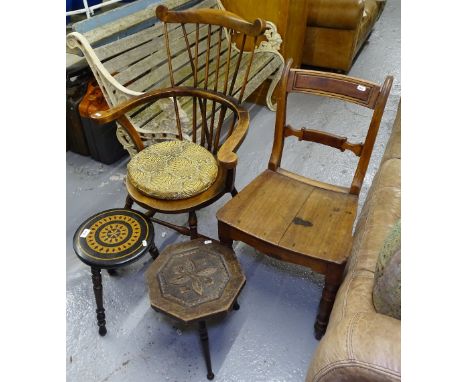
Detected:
left=90, top=87, right=180, bottom=124
left=217, top=109, right=250, bottom=169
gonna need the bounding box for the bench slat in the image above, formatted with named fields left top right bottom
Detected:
left=131, top=51, right=279, bottom=129
left=84, top=0, right=216, bottom=46
left=121, top=24, right=219, bottom=91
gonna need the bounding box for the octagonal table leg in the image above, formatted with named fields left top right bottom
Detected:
left=91, top=267, right=107, bottom=336
left=198, top=321, right=214, bottom=380
left=149, top=242, right=160, bottom=260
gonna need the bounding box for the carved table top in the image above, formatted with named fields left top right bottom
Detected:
left=146, top=239, right=245, bottom=324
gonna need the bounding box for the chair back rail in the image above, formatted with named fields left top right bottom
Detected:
left=90, top=86, right=247, bottom=159
left=157, top=3, right=267, bottom=148
left=269, top=59, right=393, bottom=196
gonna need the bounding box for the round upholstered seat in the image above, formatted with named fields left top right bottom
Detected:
left=127, top=140, right=218, bottom=200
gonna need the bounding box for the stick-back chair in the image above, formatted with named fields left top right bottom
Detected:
left=91, top=86, right=249, bottom=243
left=217, top=59, right=393, bottom=339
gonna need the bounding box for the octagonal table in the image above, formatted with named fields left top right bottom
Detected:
left=146, top=238, right=245, bottom=380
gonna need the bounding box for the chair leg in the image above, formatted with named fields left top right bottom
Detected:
left=124, top=194, right=133, bottom=209
left=233, top=299, right=240, bottom=311
left=91, top=267, right=107, bottom=336
left=314, top=263, right=344, bottom=340
left=230, top=187, right=238, bottom=197
left=145, top=209, right=156, bottom=218
left=188, top=210, right=198, bottom=240
left=218, top=221, right=233, bottom=249
left=198, top=321, right=214, bottom=380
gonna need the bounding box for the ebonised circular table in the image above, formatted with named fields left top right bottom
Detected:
left=73, top=208, right=158, bottom=335
left=146, top=238, right=245, bottom=380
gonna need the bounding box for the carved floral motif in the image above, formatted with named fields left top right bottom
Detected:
left=168, top=258, right=217, bottom=296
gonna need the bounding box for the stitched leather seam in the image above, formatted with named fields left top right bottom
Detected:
left=314, top=360, right=401, bottom=382
left=349, top=312, right=364, bottom=360
left=346, top=312, right=360, bottom=359
left=341, top=271, right=374, bottom=317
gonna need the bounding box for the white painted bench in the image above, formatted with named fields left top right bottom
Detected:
left=66, top=0, right=284, bottom=156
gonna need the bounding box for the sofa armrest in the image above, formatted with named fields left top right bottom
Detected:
left=307, top=311, right=401, bottom=382
left=307, top=0, right=364, bottom=29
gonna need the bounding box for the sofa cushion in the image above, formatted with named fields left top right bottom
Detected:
left=373, top=220, right=401, bottom=319
left=373, top=249, right=401, bottom=319
left=375, top=220, right=400, bottom=278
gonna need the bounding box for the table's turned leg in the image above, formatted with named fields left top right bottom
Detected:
left=314, top=263, right=344, bottom=340
left=91, top=267, right=107, bottom=336
left=198, top=321, right=214, bottom=380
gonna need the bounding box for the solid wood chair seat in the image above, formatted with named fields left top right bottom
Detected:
left=217, top=169, right=358, bottom=265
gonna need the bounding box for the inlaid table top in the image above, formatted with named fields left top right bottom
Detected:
left=146, top=239, right=245, bottom=324
left=73, top=208, right=154, bottom=268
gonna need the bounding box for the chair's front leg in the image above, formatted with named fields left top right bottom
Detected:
left=314, top=262, right=345, bottom=340
left=218, top=220, right=233, bottom=249
left=124, top=194, right=134, bottom=209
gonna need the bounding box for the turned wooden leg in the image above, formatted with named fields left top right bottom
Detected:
left=218, top=221, right=233, bottom=249
left=188, top=210, right=198, bottom=240
left=107, top=269, right=118, bottom=277
left=314, top=263, right=345, bottom=340
left=91, top=267, right=107, bottom=336
left=198, top=321, right=214, bottom=380
left=149, top=242, right=159, bottom=260
left=145, top=209, right=156, bottom=218
left=124, top=194, right=133, bottom=209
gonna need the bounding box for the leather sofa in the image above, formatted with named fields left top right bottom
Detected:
left=302, top=0, right=386, bottom=72
left=306, top=101, right=401, bottom=381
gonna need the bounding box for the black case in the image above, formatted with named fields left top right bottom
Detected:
left=80, top=117, right=127, bottom=165
left=66, top=68, right=91, bottom=156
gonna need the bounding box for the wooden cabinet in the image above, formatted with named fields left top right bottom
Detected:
left=221, top=0, right=308, bottom=67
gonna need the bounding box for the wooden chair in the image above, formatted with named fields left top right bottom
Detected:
left=91, top=86, right=248, bottom=242
left=217, top=59, right=393, bottom=339
left=88, top=7, right=274, bottom=243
